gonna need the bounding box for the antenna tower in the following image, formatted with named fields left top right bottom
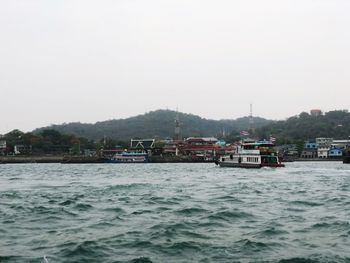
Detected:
left=249, top=104, right=255, bottom=134
left=174, top=108, right=181, bottom=141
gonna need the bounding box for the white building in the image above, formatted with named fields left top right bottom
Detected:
left=332, top=140, right=350, bottom=149
left=316, top=137, right=333, bottom=147
left=0, top=140, right=6, bottom=155
left=317, top=147, right=329, bottom=158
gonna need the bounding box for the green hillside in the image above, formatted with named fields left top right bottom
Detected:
left=256, top=110, right=350, bottom=143
left=34, top=109, right=271, bottom=141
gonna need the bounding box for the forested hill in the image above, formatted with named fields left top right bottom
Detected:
left=34, top=110, right=271, bottom=141
left=256, top=110, right=350, bottom=143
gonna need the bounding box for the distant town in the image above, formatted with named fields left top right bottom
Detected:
left=1, top=109, right=349, bottom=163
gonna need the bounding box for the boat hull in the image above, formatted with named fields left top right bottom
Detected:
left=343, top=156, right=350, bottom=164
left=105, top=160, right=148, bottom=163
left=218, top=162, right=285, bottom=168
left=219, top=162, right=261, bottom=168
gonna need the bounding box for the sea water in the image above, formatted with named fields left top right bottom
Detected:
left=0, top=162, right=350, bottom=263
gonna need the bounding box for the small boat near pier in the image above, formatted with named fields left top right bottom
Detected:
left=106, top=152, right=149, bottom=163
left=216, top=140, right=284, bottom=168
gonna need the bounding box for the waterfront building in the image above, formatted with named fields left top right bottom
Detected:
left=180, top=137, right=221, bottom=161
left=0, top=140, right=6, bottom=155
left=277, top=144, right=299, bottom=158
left=328, top=148, right=343, bottom=159
left=161, top=139, right=178, bottom=155
left=14, top=145, right=27, bottom=155
left=310, top=109, right=322, bottom=117
left=331, top=140, right=349, bottom=149
left=317, top=147, right=329, bottom=158
left=84, top=149, right=97, bottom=157
left=304, top=142, right=319, bottom=149
left=316, top=137, right=333, bottom=147
left=300, top=148, right=318, bottom=158
left=130, top=139, right=155, bottom=150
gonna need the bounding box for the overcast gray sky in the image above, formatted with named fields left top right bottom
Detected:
left=1, top=0, right=349, bottom=134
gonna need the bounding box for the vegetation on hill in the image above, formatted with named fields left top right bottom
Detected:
left=2, top=109, right=349, bottom=155
left=255, top=110, right=350, bottom=144
left=34, top=110, right=271, bottom=141
left=1, top=129, right=96, bottom=155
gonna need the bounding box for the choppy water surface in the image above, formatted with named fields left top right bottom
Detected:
left=1, top=162, right=350, bottom=263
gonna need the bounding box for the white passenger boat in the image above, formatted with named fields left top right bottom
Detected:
left=216, top=141, right=284, bottom=168
left=106, top=152, right=149, bottom=163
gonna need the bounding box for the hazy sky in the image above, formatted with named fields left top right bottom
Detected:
left=1, top=0, right=349, bottom=134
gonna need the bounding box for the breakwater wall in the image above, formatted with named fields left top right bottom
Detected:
left=0, top=156, right=64, bottom=164
left=294, top=158, right=342, bottom=162
left=0, top=155, right=215, bottom=164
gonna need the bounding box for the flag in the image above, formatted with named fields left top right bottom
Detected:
left=269, top=136, right=276, bottom=143
left=240, top=130, right=249, bottom=136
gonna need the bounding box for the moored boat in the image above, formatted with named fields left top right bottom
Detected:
left=106, top=152, right=149, bottom=163
left=343, top=146, right=350, bottom=164
left=216, top=140, right=284, bottom=168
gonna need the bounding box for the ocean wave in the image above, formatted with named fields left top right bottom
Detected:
left=289, top=200, right=323, bottom=207
left=278, top=254, right=350, bottom=263
left=132, top=209, right=153, bottom=215
left=208, top=210, right=254, bottom=222
left=0, top=255, right=28, bottom=262
left=59, top=199, right=75, bottom=206
left=128, top=257, right=154, bottom=263
left=74, top=203, right=93, bottom=211
left=278, top=258, right=319, bottom=263
left=175, top=207, right=209, bottom=216
left=104, top=207, right=126, bottom=213
left=58, top=240, right=112, bottom=261
left=179, top=230, right=211, bottom=239
left=254, top=227, right=289, bottom=237
left=235, top=238, right=272, bottom=253
left=105, top=183, right=150, bottom=191
left=212, top=195, right=244, bottom=203
left=165, top=240, right=203, bottom=251
left=311, top=221, right=350, bottom=231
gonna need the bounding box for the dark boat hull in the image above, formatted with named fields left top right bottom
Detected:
left=218, top=162, right=285, bottom=168
left=105, top=160, right=148, bottom=163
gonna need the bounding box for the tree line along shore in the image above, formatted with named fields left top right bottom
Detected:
left=0, top=109, right=349, bottom=163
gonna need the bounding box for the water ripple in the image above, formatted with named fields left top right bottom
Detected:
left=0, top=162, right=350, bottom=262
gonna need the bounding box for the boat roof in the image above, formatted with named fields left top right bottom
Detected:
left=186, top=137, right=218, bottom=142
left=242, top=141, right=275, bottom=146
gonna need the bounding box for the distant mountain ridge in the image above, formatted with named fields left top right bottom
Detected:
left=34, top=109, right=271, bottom=141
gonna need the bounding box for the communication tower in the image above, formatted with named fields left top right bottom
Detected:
left=174, top=108, right=181, bottom=141
left=249, top=104, right=255, bottom=134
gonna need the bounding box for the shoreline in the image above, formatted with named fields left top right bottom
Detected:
left=0, top=156, right=215, bottom=164
left=0, top=156, right=345, bottom=164
left=0, top=156, right=64, bottom=164
left=293, top=158, right=343, bottom=162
